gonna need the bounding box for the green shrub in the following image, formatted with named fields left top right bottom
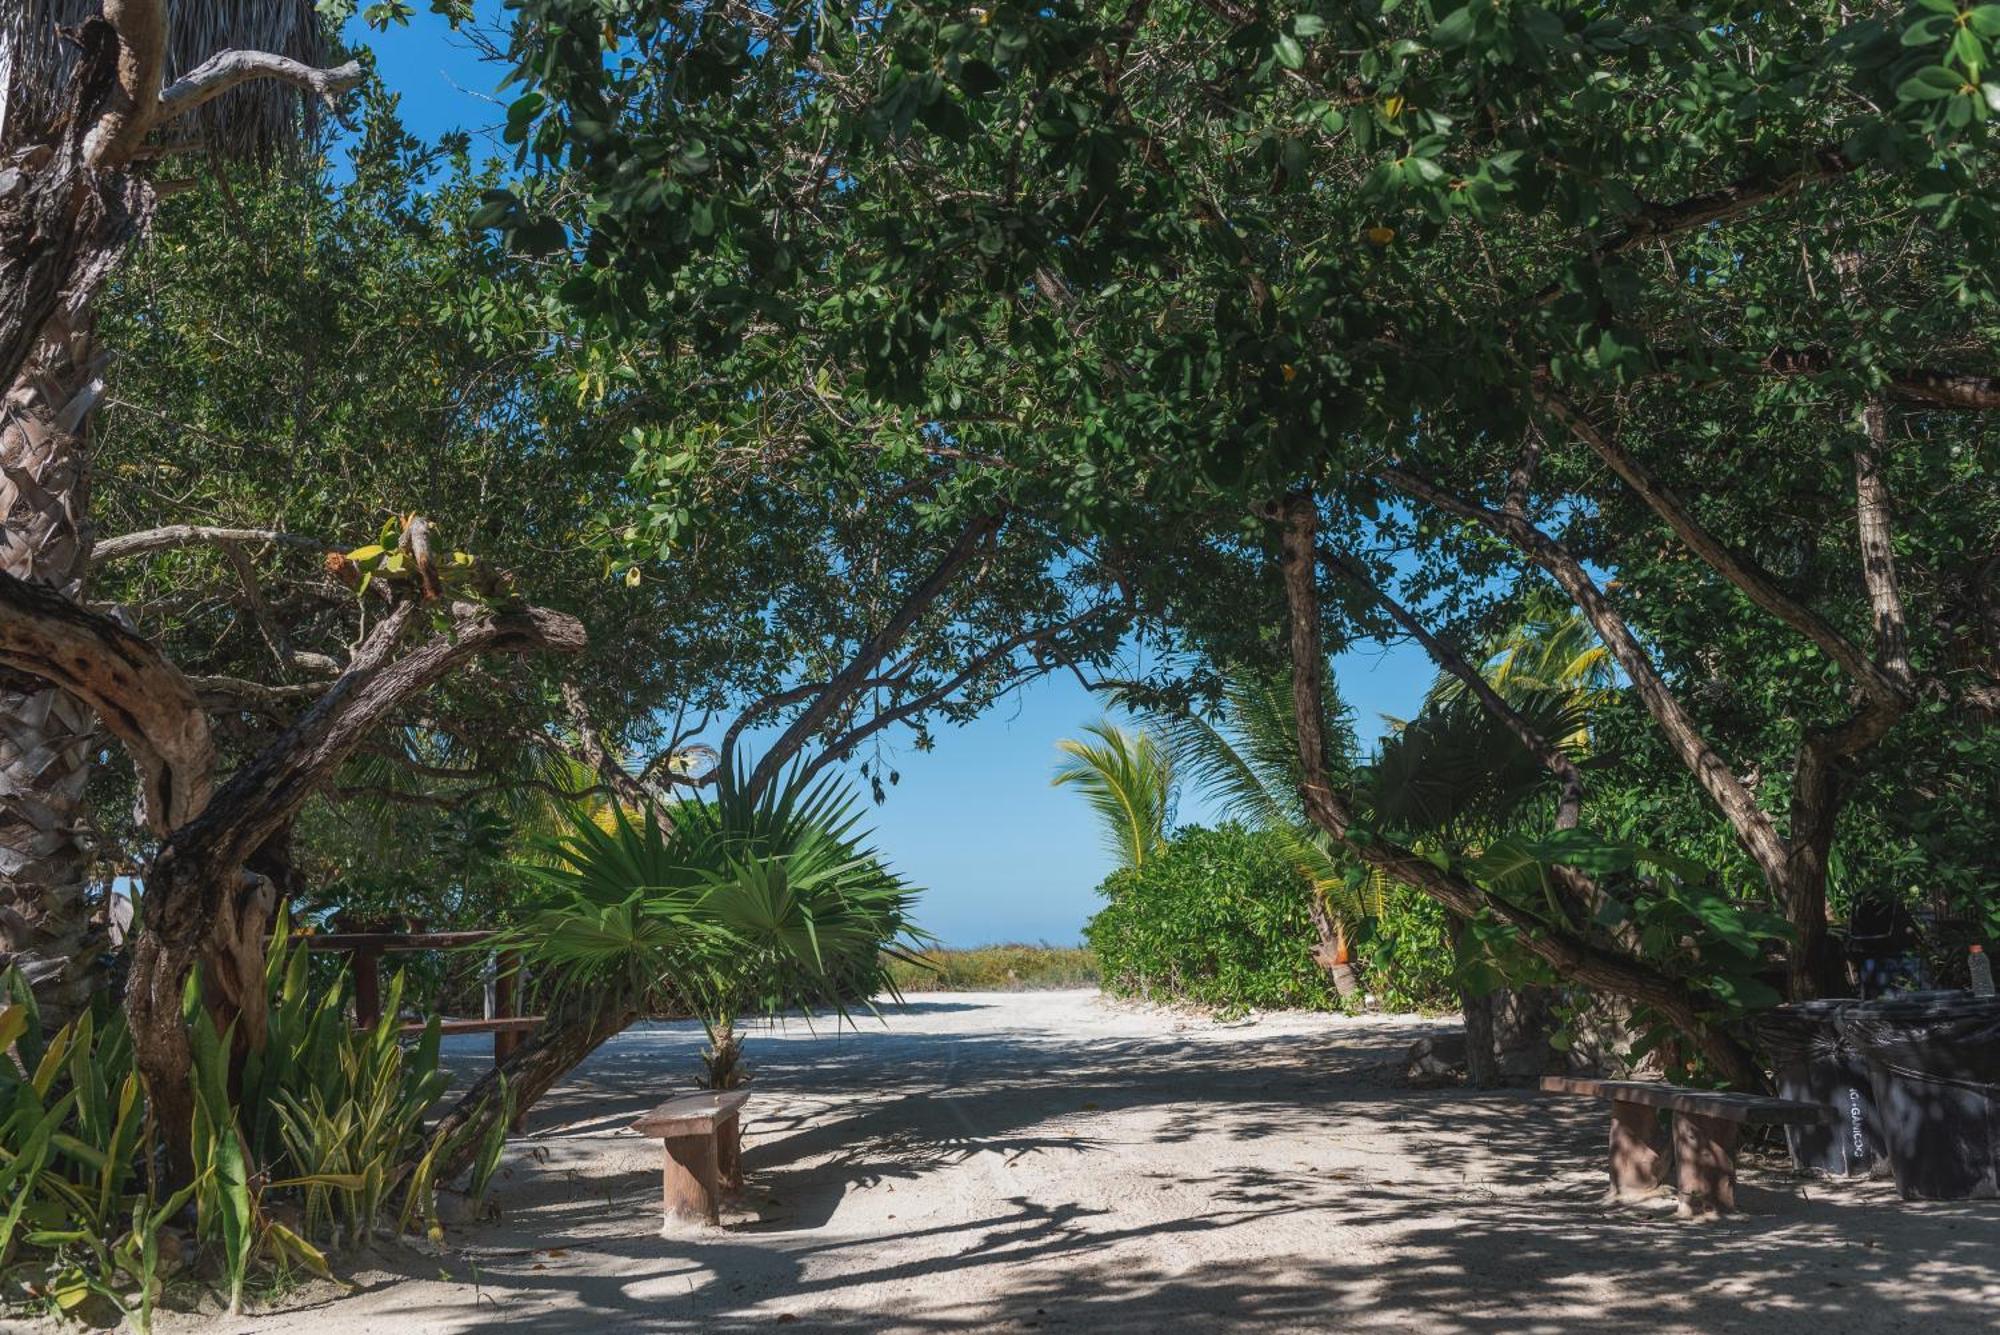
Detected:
left=885, top=945, right=1098, bottom=992
left=1086, top=824, right=1337, bottom=1012
left=1353, top=882, right=1460, bottom=1014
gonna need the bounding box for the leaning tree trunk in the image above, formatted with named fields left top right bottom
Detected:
left=430, top=996, right=640, bottom=1182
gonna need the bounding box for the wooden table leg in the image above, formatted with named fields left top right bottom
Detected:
left=660, top=1132, right=723, bottom=1229
left=1672, top=1110, right=1741, bottom=1218
left=352, top=947, right=382, bottom=1029
left=716, top=1113, right=743, bottom=1194
left=1608, top=1100, right=1666, bottom=1201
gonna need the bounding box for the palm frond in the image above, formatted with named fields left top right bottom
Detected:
left=3, top=2, right=339, bottom=157
left=1050, top=721, right=1173, bottom=869
left=1357, top=689, right=1591, bottom=847
left=499, top=757, right=926, bottom=1035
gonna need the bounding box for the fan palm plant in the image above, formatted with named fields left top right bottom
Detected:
left=499, top=762, right=927, bottom=1090
left=1050, top=722, right=1174, bottom=869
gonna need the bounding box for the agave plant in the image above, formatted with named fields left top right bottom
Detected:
left=1051, top=721, right=1175, bottom=870
left=499, top=762, right=927, bottom=1090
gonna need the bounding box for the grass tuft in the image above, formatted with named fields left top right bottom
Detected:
left=886, top=944, right=1098, bottom=993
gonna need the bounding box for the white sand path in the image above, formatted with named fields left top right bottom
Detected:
left=181, top=990, right=1998, bottom=1334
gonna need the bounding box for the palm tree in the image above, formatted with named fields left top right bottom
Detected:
left=489, top=761, right=926, bottom=1095
left=1117, top=671, right=1375, bottom=994
left=1, top=3, right=357, bottom=1019
left=1051, top=721, right=1174, bottom=870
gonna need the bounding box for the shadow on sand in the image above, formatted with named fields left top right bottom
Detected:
left=378, top=997, right=1999, bottom=1333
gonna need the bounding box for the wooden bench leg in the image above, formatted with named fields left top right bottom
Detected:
left=1672, top=1110, right=1740, bottom=1218
left=660, top=1132, right=723, bottom=1230
left=1608, top=1100, right=1666, bottom=1201
left=716, top=1112, right=743, bottom=1194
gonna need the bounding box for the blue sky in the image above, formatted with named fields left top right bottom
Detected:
left=343, top=10, right=1436, bottom=946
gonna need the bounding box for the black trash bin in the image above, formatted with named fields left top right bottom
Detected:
left=1753, top=1000, right=1883, bottom=1176
left=1839, top=994, right=2000, bottom=1200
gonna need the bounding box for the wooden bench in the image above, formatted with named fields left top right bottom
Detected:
left=1541, top=1076, right=1836, bottom=1217
left=631, top=1090, right=751, bottom=1229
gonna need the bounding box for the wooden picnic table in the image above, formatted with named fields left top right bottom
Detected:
left=1542, top=1075, right=1836, bottom=1217
left=297, top=930, right=538, bottom=1062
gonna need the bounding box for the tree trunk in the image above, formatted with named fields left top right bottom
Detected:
left=0, top=16, right=156, bottom=1019
left=0, top=233, right=118, bottom=1026
left=1307, top=895, right=1360, bottom=1001
left=1450, top=914, right=1559, bottom=1086
left=1270, top=490, right=1766, bottom=1089
left=430, top=997, right=639, bottom=1182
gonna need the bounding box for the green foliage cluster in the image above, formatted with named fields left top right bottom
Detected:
left=1352, top=885, right=1458, bottom=1015
left=0, top=926, right=505, bottom=1329
left=885, top=945, right=1099, bottom=992
left=1086, top=825, right=1338, bottom=1013
left=499, top=767, right=927, bottom=1087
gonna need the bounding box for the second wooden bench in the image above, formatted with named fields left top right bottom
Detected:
left=1541, top=1075, right=1835, bottom=1217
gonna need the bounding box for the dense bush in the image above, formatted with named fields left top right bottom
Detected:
left=1086, top=824, right=1336, bottom=1012
left=886, top=945, right=1098, bottom=992
left=1353, top=884, right=1460, bottom=1014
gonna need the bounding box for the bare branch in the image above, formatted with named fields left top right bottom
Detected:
left=559, top=681, right=649, bottom=807
left=152, top=599, right=585, bottom=900
left=90, top=525, right=335, bottom=569
left=156, top=52, right=364, bottom=126
left=1325, top=550, right=1586, bottom=831
left=748, top=510, right=1005, bottom=799
left=800, top=600, right=1120, bottom=784
left=1529, top=148, right=1854, bottom=307
left=1853, top=407, right=1914, bottom=692
left=1540, top=390, right=1908, bottom=708
left=1377, top=462, right=1792, bottom=890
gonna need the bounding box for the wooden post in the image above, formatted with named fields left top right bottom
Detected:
left=352, top=946, right=382, bottom=1028
left=1607, top=1099, right=1665, bottom=1201
left=660, top=1133, right=723, bottom=1229
left=716, top=1112, right=743, bottom=1193
left=495, top=950, right=525, bottom=1133
left=1672, top=1110, right=1741, bottom=1218
left=492, top=950, right=519, bottom=1064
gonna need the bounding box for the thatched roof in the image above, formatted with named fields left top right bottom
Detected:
left=1, top=1, right=341, bottom=159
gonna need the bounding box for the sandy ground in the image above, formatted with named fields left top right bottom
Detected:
left=169, top=990, right=1996, bottom=1334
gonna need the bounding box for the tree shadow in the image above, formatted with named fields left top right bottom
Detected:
left=373, top=1005, right=1997, bottom=1334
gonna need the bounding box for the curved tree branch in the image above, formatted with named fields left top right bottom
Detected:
left=1539, top=390, right=1908, bottom=709
left=154, top=599, right=586, bottom=895
left=1270, top=493, right=1763, bottom=1087
left=1376, top=462, right=1792, bottom=892
left=0, top=570, right=211, bottom=833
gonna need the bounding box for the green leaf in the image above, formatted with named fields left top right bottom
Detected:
left=1898, top=65, right=1964, bottom=101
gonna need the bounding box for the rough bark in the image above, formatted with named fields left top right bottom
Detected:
left=1782, top=408, right=1917, bottom=999
left=0, top=22, right=156, bottom=1019
left=0, top=5, right=355, bottom=1018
